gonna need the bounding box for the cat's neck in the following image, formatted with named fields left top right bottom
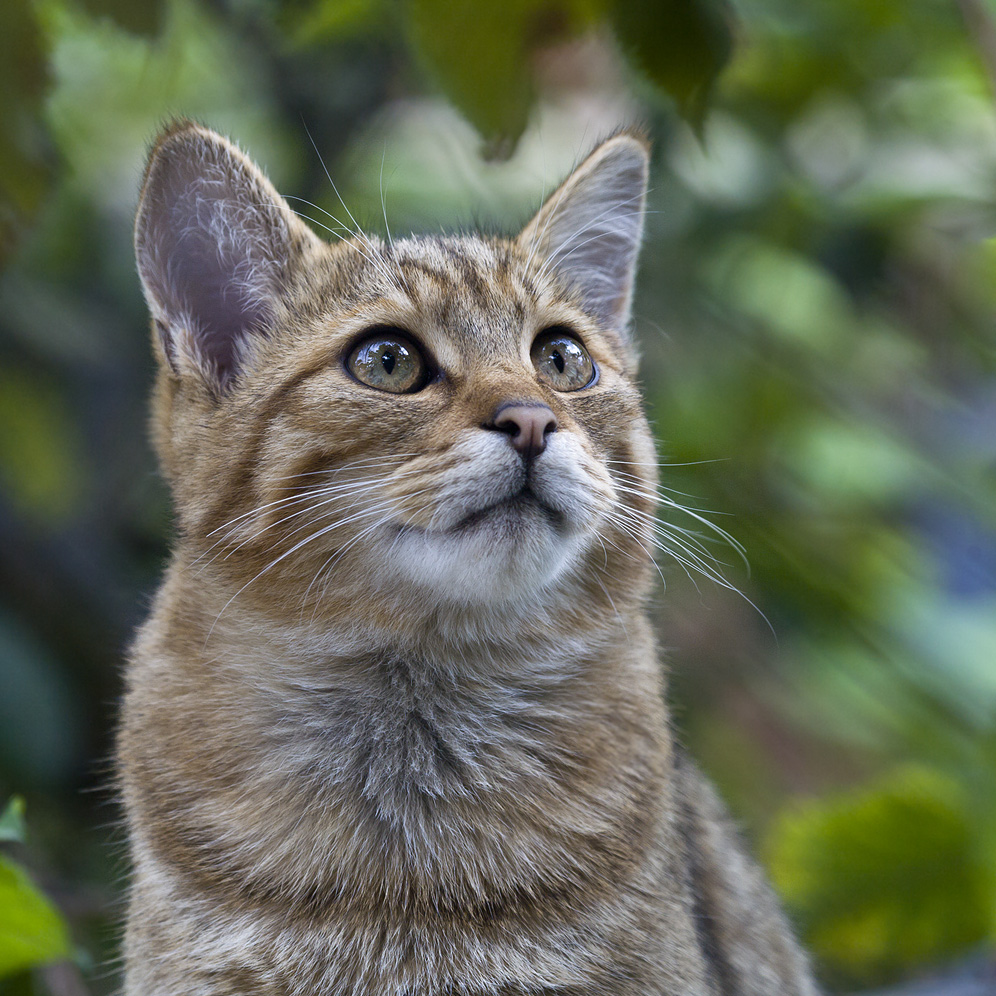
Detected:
left=171, top=537, right=653, bottom=679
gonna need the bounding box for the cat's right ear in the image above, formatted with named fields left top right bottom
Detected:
left=135, top=121, right=320, bottom=391
left=519, top=132, right=649, bottom=338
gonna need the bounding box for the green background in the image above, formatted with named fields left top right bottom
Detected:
left=1, top=0, right=996, bottom=992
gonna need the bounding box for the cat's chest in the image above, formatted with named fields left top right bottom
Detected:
left=262, top=651, right=589, bottom=808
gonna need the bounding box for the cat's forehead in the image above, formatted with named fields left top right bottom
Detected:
left=389, top=233, right=522, bottom=291
left=376, top=234, right=539, bottom=356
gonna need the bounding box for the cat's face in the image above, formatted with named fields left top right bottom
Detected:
left=135, top=123, right=657, bottom=618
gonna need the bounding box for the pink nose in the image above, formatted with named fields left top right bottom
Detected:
left=489, top=403, right=558, bottom=462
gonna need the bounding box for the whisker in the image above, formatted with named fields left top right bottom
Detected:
left=599, top=500, right=774, bottom=637
left=608, top=467, right=728, bottom=504
left=534, top=199, right=647, bottom=285
left=379, top=143, right=393, bottom=252
left=305, top=512, right=395, bottom=611
left=606, top=457, right=731, bottom=469
left=605, top=502, right=732, bottom=580
left=611, top=479, right=733, bottom=519
left=202, top=455, right=415, bottom=541
left=608, top=473, right=749, bottom=571
left=205, top=495, right=407, bottom=643
left=192, top=463, right=427, bottom=574
left=304, top=488, right=435, bottom=610
left=302, top=124, right=366, bottom=240
left=300, top=124, right=408, bottom=295
left=218, top=484, right=406, bottom=563
left=291, top=210, right=391, bottom=276
left=596, top=514, right=670, bottom=590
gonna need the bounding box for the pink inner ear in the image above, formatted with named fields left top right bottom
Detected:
left=159, top=211, right=273, bottom=383
left=136, top=134, right=287, bottom=387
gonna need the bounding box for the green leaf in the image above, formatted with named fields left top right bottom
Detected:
left=610, top=0, right=733, bottom=126
left=280, top=0, right=386, bottom=46
left=74, top=0, right=167, bottom=37
left=406, top=0, right=589, bottom=154
left=0, top=799, right=27, bottom=845
left=0, top=855, right=71, bottom=978
left=765, top=767, right=991, bottom=986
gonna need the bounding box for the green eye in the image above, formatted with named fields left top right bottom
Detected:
left=531, top=328, right=596, bottom=391
left=347, top=329, right=429, bottom=394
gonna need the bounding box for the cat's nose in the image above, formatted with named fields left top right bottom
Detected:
left=488, top=402, right=558, bottom=462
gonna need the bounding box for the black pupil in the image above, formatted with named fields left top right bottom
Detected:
left=382, top=350, right=396, bottom=374
left=552, top=348, right=565, bottom=374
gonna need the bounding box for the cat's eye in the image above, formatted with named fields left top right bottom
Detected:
left=346, top=329, right=429, bottom=394
left=530, top=328, right=596, bottom=392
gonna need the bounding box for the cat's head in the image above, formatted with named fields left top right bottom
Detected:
left=135, top=121, right=657, bottom=625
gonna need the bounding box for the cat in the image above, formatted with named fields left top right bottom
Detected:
left=118, top=119, right=819, bottom=996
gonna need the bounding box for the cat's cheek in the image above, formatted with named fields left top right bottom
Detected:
left=529, top=438, right=615, bottom=536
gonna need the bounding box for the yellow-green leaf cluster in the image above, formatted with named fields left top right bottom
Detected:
left=766, top=768, right=993, bottom=986
left=0, top=800, right=72, bottom=979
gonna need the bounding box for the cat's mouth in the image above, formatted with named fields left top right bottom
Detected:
left=384, top=475, right=589, bottom=599
left=450, top=486, right=566, bottom=534
left=387, top=484, right=566, bottom=539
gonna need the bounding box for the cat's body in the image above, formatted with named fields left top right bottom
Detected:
left=119, top=121, right=818, bottom=995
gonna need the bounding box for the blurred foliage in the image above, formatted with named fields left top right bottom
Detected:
left=0, top=799, right=28, bottom=844
left=0, top=799, right=72, bottom=981
left=405, top=0, right=731, bottom=150
left=767, top=768, right=995, bottom=986
left=1, top=0, right=995, bottom=993
left=0, top=0, right=55, bottom=267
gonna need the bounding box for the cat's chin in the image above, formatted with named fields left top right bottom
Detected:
left=382, top=495, right=587, bottom=604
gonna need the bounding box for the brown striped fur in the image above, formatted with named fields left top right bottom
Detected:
left=119, top=121, right=818, bottom=995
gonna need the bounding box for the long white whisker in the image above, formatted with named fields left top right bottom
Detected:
left=611, top=479, right=732, bottom=519
left=534, top=203, right=647, bottom=285
left=205, top=492, right=421, bottom=643
left=304, top=487, right=436, bottom=609
left=194, top=464, right=427, bottom=575
left=608, top=473, right=749, bottom=570
left=219, top=482, right=411, bottom=562
left=291, top=210, right=391, bottom=277
left=284, top=193, right=355, bottom=232
left=302, top=125, right=365, bottom=239
left=596, top=515, right=670, bottom=589
left=605, top=501, right=733, bottom=579
left=202, top=455, right=413, bottom=540
left=609, top=468, right=728, bottom=504
left=523, top=138, right=591, bottom=273
left=599, top=501, right=773, bottom=637
left=607, top=456, right=731, bottom=469
left=287, top=194, right=402, bottom=291
left=301, top=126, right=407, bottom=295
left=198, top=479, right=395, bottom=560
left=305, top=511, right=395, bottom=609
left=189, top=487, right=347, bottom=571
left=380, top=143, right=393, bottom=252
left=603, top=507, right=710, bottom=593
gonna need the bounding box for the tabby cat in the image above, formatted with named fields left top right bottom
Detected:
left=119, top=120, right=819, bottom=995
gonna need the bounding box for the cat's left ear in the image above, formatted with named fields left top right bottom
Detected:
left=518, top=132, right=649, bottom=335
